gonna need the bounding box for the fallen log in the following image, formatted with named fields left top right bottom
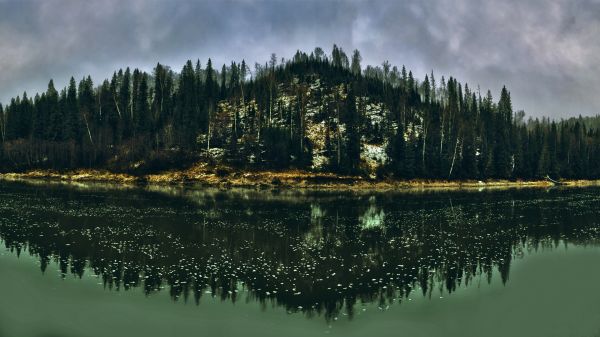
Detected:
left=545, top=175, right=565, bottom=185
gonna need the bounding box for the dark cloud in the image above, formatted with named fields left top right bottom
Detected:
left=1, top=0, right=599, bottom=118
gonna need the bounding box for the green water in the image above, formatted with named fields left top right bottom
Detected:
left=0, top=181, right=599, bottom=337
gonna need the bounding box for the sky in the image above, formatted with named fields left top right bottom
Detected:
left=1, top=0, right=599, bottom=119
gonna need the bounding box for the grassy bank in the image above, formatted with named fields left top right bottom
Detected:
left=1, top=164, right=599, bottom=191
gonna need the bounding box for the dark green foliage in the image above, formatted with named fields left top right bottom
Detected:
left=386, top=124, right=405, bottom=177
left=259, top=127, right=292, bottom=168
left=341, top=84, right=360, bottom=173
left=0, top=45, right=599, bottom=179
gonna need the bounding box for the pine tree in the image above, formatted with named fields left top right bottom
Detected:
left=78, top=76, right=96, bottom=145
left=131, top=69, right=141, bottom=136
left=119, top=68, right=132, bottom=139
left=204, top=58, right=216, bottom=133
left=177, top=60, right=198, bottom=147
left=45, top=80, right=61, bottom=142
left=343, top=84, right=361, bottom=173
left=0, top=103, right=5, bottom=142
left=387, top=123, right=406, bottom=177
left=548, top=122, right=560, bottom=177
left=64, top=77, right=80, bottom=141
left=495, top=86, right=512, bottom=178
left=351, top=49, right=362, bottom=76
left=134, top=73, right=149, bottom=135
left=0, top=46, right=598, bottom=178
left=220, top=64, right=227, bottom=100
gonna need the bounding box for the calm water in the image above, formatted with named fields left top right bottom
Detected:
left=1, top=181, right=600, bottom=337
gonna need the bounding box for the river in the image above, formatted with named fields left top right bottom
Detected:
left=0, top=181, right=599, bottom=337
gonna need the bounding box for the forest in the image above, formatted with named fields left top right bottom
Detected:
left=1, top=45, right=599, bottom=180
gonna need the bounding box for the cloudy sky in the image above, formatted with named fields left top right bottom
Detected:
left=1, top=0, right=599, bottom=118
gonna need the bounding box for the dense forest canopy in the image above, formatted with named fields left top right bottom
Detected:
left=1, top=45, right=599, bottom=179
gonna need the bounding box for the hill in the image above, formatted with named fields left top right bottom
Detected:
left=1, top=45, right=599, bottom=181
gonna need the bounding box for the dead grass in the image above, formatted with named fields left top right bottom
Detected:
left=2, top=165, right=600, bottom=191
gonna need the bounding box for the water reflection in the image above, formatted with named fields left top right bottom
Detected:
left=1, top=181, right=599, bottom=321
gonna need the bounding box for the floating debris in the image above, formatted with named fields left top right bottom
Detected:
left=0, top=182, right=599, bottom=322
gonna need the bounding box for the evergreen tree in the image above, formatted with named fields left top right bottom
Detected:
left=495, top=86, right=512, bottom=178
left=204, top=58, right=216, bottom=133
left=0, top=46, right=597, bottom=179
left=220, top=64, right=227, bottom=100
left=78, top=76, right=96, bottom=145
left=177, top=60, right=198, bottom=147
left=351, top=49, right=362, bottom=76
left=119, top=68, right=132, bottom=138
left=387, top=123, right=405, bottom=177
left=64, top=77, right=80, bottom=141
left=343, top=84, right=360, bottom=173
left=134, top=72, right=149, bottom=135
left=0, top=103, right=4, bottom=142
left=45, top=80, right=61, bottom=141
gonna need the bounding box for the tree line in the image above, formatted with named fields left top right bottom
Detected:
left=1, top=45, right=599, bottom=179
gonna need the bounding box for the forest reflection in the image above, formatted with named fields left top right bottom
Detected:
left=1, top=181, right=599, bottom=321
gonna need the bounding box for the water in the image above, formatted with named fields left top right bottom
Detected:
left=0, top=180, right=599, bottom=337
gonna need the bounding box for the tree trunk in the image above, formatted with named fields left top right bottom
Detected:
left=207, top=107, right=212, bottom=154
left=113, top=94, right=122, bottom=118
left=82, top=112, right=94, bottom=145
left=422, top=123, right=427, bottom=169
left=448, top=137, right=460, bottom=178
left=336, top=100, right=341, bottom=167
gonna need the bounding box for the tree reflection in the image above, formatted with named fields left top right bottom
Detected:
left=1, top=181, right=599, bottom=322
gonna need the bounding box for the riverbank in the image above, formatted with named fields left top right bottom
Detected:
left=1, top=164, right=599, bottom=191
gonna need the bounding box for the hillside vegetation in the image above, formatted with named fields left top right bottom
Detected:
left=1, top=45, right=599, bottom=181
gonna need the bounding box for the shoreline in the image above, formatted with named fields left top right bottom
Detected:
left=1, top=165, right=599, bottom=191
